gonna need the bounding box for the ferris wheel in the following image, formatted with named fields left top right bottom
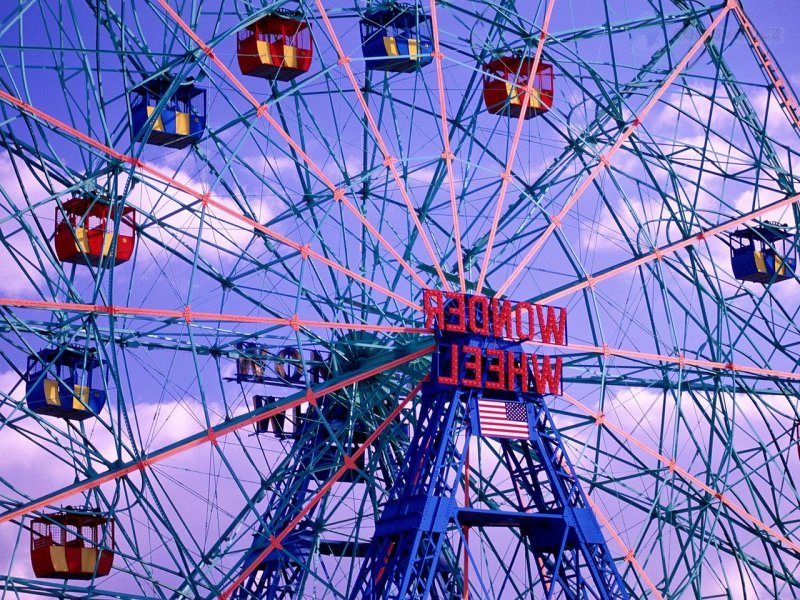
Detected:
left=0, top=0, right=799, bottom=598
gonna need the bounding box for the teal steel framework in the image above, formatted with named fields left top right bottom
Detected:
left=0, top=0, right=799, bottom=598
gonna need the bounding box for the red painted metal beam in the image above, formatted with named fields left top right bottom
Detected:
left=5, top=294, right=800, bottom=383
left=427, top=0, right=465, bottom=293
left=731, top=1, right=800, bottom=130
left=584, top=494, right=663, bottom=599
left=0, top=344, right=435, bottom=525
left=539, top=191, right=800, bottom=305
left=476, top=0, right=557, bottom=294
left=220, top=379, right=428, bottom=598
left=0, top=297, right=427, bottom=333
left=311, top=0, right=452, bottom=292
left=0, top=94, right=418, bottom=312
left=496, top=4, right=733, bottom=297
left=562, top=391, right=800, bottom=555
left=152, top=0, right=430, bottom=292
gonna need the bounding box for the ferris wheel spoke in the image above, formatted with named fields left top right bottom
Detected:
left=426, top=0, right=465, bottom=293
left=310, top=0, right=451, bottom=292
left=584, top=494, right=663, bottom=599
left=731, top=4, right=800, bottom=131
left=495, top=4, right=732, bottom=298
left=460, top=19, right=691, bottom=292
left=0, top=341, right=433, bottom=525
left=560, top=391, right=800, bottom=556
left=539, top=190, right=800, bottom=306
left=219, top=379, right=425, bottom=598
left=476, top=0, right=557, bottom=295
left=0, top=97, right=425, bottom=313
left=149, top=0, right=430, bottom=293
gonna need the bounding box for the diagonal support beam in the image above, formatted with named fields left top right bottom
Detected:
left=0, top=343, right=435, bottom=525
left=476, top=0, right=557, bottom=294
left=311, top=0, right=452, bottom=292
left=495, top=3, right=733, bottom=297
left=427, top=0, right=465, bottom=293
left=220, top=379, right=428, bottom=599
left=584, top=494, right=663, bottom=599
left=152, top=0, right=430, bottom=291
left=730, top=1, right=800, bottom=131
left=539, top=191, right=800, bottom=305
left=0, top=297, right=426, bottom=332
left=561, top=391, right=800, bottom=556
left=0, top=89, right=416, bottom=310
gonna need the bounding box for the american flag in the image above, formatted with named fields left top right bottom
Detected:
left=477, top=399, right=529, bottom=440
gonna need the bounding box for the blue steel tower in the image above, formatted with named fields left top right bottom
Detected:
left=351, top=294, right=630, bottom=599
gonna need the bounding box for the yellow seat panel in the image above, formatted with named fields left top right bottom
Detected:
left=175, top=112, right=190, bottom=136
left=505, top=82, right=521, bottom=106
left=408, top=38, right=419, bottom=60
left=528, top=86, right=544, bottom=109
left=44, top=379, right=61, bottom=406
left=50, top=546, right=69, bottom=572
left=383, top=36, right=399, bottom=57
left=102, top=232, right=114, bottom=257
left=256, top=39, right=273, bottom=65
left=81, top=547, right=99, bottom=572
left=74, top=226, right=90, bottom=254
left=505, top=82, right=544, bottom=109
left=754, top=251, right=767, bottom=273
left=283, top=45, right=297, bottom=69
left=146, top=105, right=165, bottom=132
left=72, top=384, right=90, bottom=411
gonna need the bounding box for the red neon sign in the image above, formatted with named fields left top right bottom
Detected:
left=424, top=291, right=566, bottom=396
left=423, top=290, right=567, bottom=345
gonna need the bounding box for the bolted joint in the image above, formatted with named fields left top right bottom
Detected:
left=207, top=428, right=219, bottom=446
left=305, top=387, right=317, bottom=406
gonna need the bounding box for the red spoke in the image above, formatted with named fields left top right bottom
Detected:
left=476, top=0, right=557, bottom=294
left=495, top=4, right=732, bottom=298
left=562, top=391, right=800, bottom=555
left=427, top=0, right=465, bottom=293
left=0, top=89, right=416, bottom=310
left=206, top=198, right=418, bottom=311
left=584, top=495, right=663, bottom=599
left=731, top=2, right=800, bottom=130
left=538, top=338, right=800, bottom=383
left=5, top=293, right=794, bottom=383
left=153, top=0, right=429, bottom=291
left=539, top=191, right=800, bottom=305
left=312, top=0, right=452, bottom=292
left=220, top=379, right=427, bottom=598
left=0, top=297, right=427, bottom=333
left=0, top=345, right=435, bottom=525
